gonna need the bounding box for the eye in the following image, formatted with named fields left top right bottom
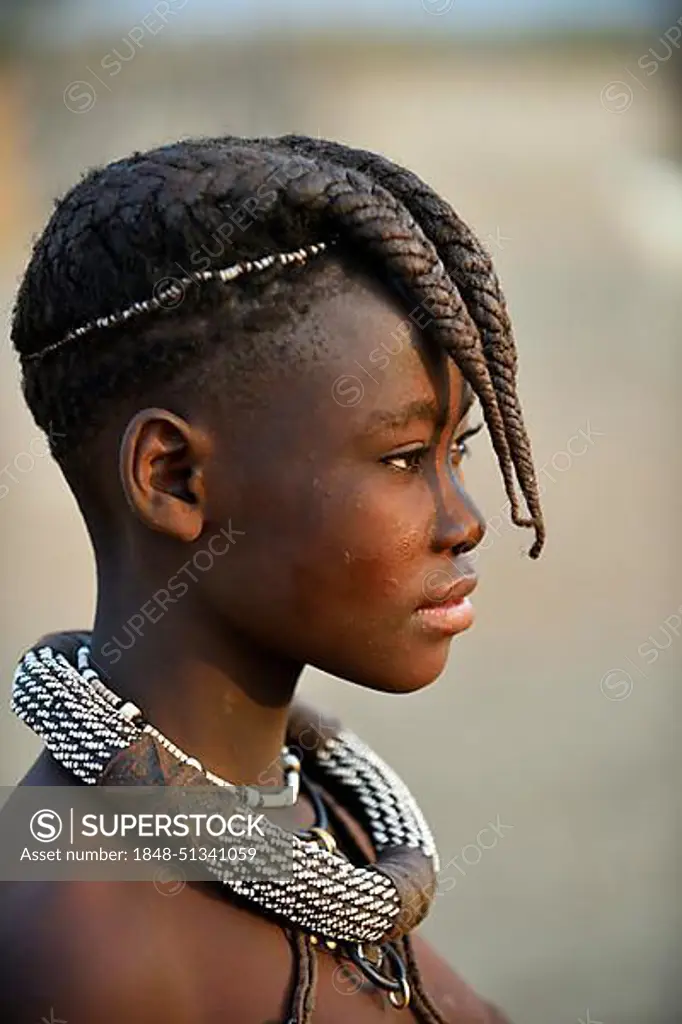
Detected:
left=450, top=422, right=484, bottom=469
left=383, top=423, right=483, bottom=475
left=383, top=447, right=429, bottom=473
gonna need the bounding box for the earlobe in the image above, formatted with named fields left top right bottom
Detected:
left=118, top=408, right=208, bottom=543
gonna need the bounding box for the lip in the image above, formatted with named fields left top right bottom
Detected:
left=418, top=573, right=478, bottom=608
left=414, top=574, right=478, bottom=636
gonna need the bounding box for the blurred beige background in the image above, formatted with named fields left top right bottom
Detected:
left=1, top=16, right=680, bottom=1024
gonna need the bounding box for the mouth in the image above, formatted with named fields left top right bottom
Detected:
left=413, top=574, right=478, bottom=636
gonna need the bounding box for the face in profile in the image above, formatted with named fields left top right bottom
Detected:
left=186, top=273, right=486, bottom=694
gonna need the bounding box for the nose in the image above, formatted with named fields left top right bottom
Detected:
left=432, top=475, right=486, bottom=556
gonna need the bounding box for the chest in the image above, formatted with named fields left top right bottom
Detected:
left=145, top=884, right=496, bottom=1024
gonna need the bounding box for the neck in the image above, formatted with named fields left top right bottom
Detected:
left=89, top=581, right=304, bottom=789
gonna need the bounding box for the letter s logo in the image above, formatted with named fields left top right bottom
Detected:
left=30, top=809, right=63, bottom=842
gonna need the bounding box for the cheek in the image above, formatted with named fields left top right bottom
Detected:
left=289, top=487, right=432, bottom=614
left=212, top=454, right=434, bottom=625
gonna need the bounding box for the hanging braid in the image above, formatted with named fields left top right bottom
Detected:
left=263, top=136, right=543, bottom=549
left=11, top=134, right=544, bottom=556
left=399, top=934, right=449, bottom=1024
left=285, top=930, right=319, bottom=1024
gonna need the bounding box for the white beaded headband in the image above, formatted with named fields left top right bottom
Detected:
left=24, top=241, right=330, bottom=365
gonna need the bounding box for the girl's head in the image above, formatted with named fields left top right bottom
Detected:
left=11, top=135, right=544, bottom=693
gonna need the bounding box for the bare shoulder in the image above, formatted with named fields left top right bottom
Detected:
left=0, top=875, right=295, bottom=1024
left=0, top=879, right=191, bottom=1024
left=0, top=763, right=166, bottom=1020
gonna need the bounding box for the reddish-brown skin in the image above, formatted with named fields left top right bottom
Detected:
left=0, top=265, right=512, bottom=1022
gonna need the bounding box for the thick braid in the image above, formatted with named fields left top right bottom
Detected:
left=359, top=158, right=546, bottom=555
left=244, top=138, right=522, bottom=519
left=272, top=157, right=530, bottom=552
left=372, top=166, right=545, bottom=548
left=262, top=135, right=544, bottom=557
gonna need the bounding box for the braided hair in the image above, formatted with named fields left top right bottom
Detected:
left=10, top=135, right=536, bottom=1020
left=11, top=133, right=544, bottom=558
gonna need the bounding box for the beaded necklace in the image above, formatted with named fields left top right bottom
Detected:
left=12, top=638, right=441, bottom=1013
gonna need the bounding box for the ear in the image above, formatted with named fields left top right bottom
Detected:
left=118, top=408, right=211, bottom=542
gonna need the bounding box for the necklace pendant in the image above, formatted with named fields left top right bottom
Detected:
left=348, top=942, right=411, bottom=1011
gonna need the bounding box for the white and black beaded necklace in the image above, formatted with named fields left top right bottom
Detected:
left=12, top=640, right=441, bottom=1011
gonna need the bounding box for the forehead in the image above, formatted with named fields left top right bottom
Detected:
left=287, top=273, right=471, bottom=434
left=194, top=269, right=473, bottom=464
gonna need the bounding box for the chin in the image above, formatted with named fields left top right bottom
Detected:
left=341, top=644, right=451, bottom=695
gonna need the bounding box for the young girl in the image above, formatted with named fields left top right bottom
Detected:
left=2, top=134, right=544, bottom=1023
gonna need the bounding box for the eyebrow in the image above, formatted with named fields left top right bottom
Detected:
left=364, top=383, right=476, bottom=435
